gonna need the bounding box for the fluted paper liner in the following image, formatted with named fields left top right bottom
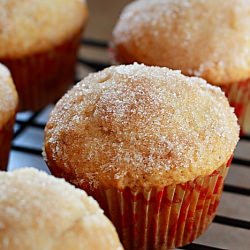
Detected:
left=221, top=79, right=250, bottom=135
left=85, top=158, right=232, bottom=250
left=0, top=115, right=16, bottom=171
left=1, top=28, right=83, bottom=111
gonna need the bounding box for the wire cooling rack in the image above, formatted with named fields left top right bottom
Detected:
left=8, top=39, right=250, bottom=250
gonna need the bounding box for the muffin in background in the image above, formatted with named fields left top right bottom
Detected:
left=0, top=168, right=123, bottom=250
left=0, top=63, right=18, bottom=171
left=0, top=0, right=88, bottom=111
left=44, top=63, right=239, bottom=249
left=112, top=0, right=250, bottom=135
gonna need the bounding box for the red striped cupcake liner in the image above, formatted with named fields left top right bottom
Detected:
left=0, top=115, right=16, bottom=171
left=221, top=79, right=250, bottom=135
left=85, top=158, right=232, bottom=250
left=1, top=28, right=83, bottom=111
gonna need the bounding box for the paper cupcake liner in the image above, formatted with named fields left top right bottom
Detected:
left=85, top=159, right=232, bottom=250
left=1, top=28, right=84, bottom=111
left=0, top=115, right=16, bottom=171
left=221, top=79, right=250, bottom=135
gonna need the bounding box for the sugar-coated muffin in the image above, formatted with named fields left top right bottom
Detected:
left=112, top=0, right=250, bottom=134
left=44, top=63, right=239, bottom=249
left=0, top=168, right=123, bottom=250
left=0, top=63, right=18, bottom=171
left=0, top=0, right=88, bottom=111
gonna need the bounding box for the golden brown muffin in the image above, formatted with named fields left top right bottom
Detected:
left=112, top=0, right=250, bottom=86
left=0, top=63, right=18, bottom=171
left=112, top=0, right=250, bottom=135
left=44, top=64, right=239, bottom=249
left=0, top=168, right=123, bottom=250
left=44, top=63, right=239, bottom=189
left=0, top=0, right=88, bottom=111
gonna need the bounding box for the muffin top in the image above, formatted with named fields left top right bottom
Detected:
left=0, top=168, right=123, bottom=250
left=0, top=63, right=18, bottom=125
left=44, top=64, right=239, bottom=190
left=0, top=0, right=88, bottom=58
left=112, top=0, right=250, bottom=86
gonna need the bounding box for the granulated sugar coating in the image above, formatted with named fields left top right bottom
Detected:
left=0, top=0, right=87, bottom=58
left=0, top=168, right=123, bottom=250
left=44, top=63, right=239, bottom=189
left=112, top=0, right=250, bottom=86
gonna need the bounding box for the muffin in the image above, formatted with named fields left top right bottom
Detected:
left=0, top=64, right=18, bottom=171
left=0, top=168, right=123, bottom=250
left=44, top=64, right=239, bottom=249
left=112, top=0, right=250, bottom=135
left=0, top=0, right=88, bottom=111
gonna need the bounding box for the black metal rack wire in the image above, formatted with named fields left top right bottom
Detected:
left=10, top=39, right=250, bottom=250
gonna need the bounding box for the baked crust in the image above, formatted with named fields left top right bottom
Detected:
left=44, top=64, right=239, bottom=190
left=0, top=168, right=123, bottom=250
left=0, top=63, right=18, bottom=125
left=112, top=0, right=250, bottom=86
left=0, top=0, right=88, bottom=58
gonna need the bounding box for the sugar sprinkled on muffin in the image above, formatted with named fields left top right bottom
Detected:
left=0, top=168, right=123, bottom=250
left=112, top=0, right=250, bottom=86
left=44, top=63, right=239, bottom=189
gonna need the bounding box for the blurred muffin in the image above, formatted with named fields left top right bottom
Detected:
left=0, top=64, right=18, bottom=171
left=44, top=64, right=239, bottom=249
left=112, top=0, right=250, bottom=134
left=0, top=168, right=123, bottom=250
left=0, top=0, right=88, bottom=111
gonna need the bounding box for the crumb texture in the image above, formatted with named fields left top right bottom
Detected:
left=44, top=64, right=239, bottom=189
left=0, top=63, right=18, bottom=125
left=0, top=0, right=88, bottom=58
left=112, top=0, right=250, bottom=85
left=0, top=168, right=123, bottom=250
